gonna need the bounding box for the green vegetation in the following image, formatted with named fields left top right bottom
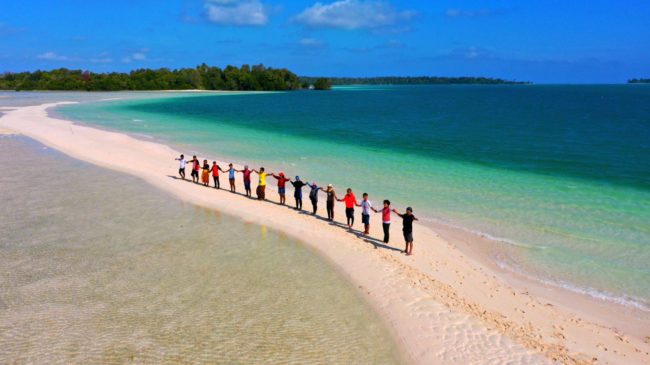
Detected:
left=628, top=78, right=650, bottom=84
left=300, top=76, right=530, bottom=85
left=313, top=77, right=332, bottom=90
left=0, top=64, right=301, bottom=91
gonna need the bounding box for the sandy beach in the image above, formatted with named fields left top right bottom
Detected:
left=2, top=102, right=649, bottom=365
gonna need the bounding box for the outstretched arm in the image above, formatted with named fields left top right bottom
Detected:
left=392, top=209, right=404, bottom=218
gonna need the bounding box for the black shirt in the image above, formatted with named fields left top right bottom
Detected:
left=401, top=214, right=415, bottom=233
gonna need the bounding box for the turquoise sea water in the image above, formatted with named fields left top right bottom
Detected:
left=56, top=85, right=650, bottom=309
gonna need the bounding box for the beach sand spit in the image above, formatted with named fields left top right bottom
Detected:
left=1, top=102, right=649, bottom=365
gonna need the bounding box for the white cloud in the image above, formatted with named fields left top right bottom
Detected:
left=299, top=37, right=326, bottom=48
left=122, top=49, right=149, bottom=63
left=295, top=0, right=417, bottom=30
left=132, top=52, right=146, bottom=60
left=204, top=0, right=269, bottom=26
left=90, top=57, right=113, bottom=63
left=445, top=9, right=495, bottom=18
left=37, top=51, right=68, bottom=61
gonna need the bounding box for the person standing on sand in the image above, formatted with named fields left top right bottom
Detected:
left=393, top=207, right=419, bottom=255
left=271, top=172, right=291, bottom=205
left=210, top=161, right=223, bottom=189
left=358, top=193, right=372, bottom=235
left=307, top=182, right=321, bottom=214
left=253, top=167, right=270, bottom=200
left=290, top=176, right=307, bottom=210
left=226, top=163, right=237, bottom=193
left=239, top=165, right=253, bottom=197
left=175, top=154, right=187, bottom=179
left=338, top=188, right=357, bottom=229
left=372, top=200, right=391, bottom=243
left=201, top=160, right=210, bottom=186
left=190, top=155, right=200, bottom=183
left=323, top=184, right=337, bottom=221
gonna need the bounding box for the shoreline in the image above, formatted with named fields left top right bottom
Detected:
left=2, top=102, right=649, bottom=364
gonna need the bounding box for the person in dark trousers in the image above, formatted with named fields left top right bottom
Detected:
left=175, top=154, right=186, bottom=179
left=393, top=207, right=419, bottom=255
left=210, top=161, right=223, bottom=189
left=357, top=193, right=372, bottom=235
left=307, top=182, right=321, bottom=214
left=226, top=163, right=237, bottom=192
left=323, top=184, right=337, bottom=221
left=189, top=155, right=200, bottom=183
left=372, top=200, right=391, bottom=243
left=338, top=188, right=357, bottom=229
left=290, top=176, right=307, bottom=210
left=239, top=165, right=253, bottom=197
left=271, top=172, right=290, bottom=205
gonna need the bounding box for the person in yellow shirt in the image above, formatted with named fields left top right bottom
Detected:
left=253, top=167, right=273, bottom=200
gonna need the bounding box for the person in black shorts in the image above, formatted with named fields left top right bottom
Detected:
left=175, top=154, right=186, bottom=179
left=189, top=155, right=199, bottom=183
left=393, top=207, right=418, bottom=255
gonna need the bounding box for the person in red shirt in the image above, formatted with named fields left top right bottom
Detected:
left=238, top=165, right=253, bottom=197
left=271, top=172, right=291, bottom=205
left=372, top=200, right=392, bottom=243
left=337, top=188, right=358, bottom=229
left=190, top=155, right=200, bottom=183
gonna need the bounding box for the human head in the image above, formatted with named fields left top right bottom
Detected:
left=244, top=165, right=249, bottom=170
left=193, top=155, right=197, bottom=159
left=212, top=161, right=216, bottom=164
left=363, top=192, right=368, bottom=200
left=295, top=175, right=300, bottom=181
left=383, top=199, right=390, bottom=207
left=346, top=188, right=352, bottom=193
left=229, top=163, right=233, bottom=167
left=279, top=171, right=285, bottom=177
left=327, top=183, right=333, bottom=191
left=406, top=207, right=413, bottom=215
left=203, top=159, right=207, bottom=164
left=180, top=154, right=184, bottom=159
left=312, top=182, right=317, bottom=187
left=260, top=167, right=265, bottom=172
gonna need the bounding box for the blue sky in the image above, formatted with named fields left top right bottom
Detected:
left=1, top=0, right=649, bottom=83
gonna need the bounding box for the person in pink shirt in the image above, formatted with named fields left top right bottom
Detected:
left=337, top=188, right=357, bottom=229
left=238, top=165, right=253, bottom=197
left=372, top=200, right=391, bottom=243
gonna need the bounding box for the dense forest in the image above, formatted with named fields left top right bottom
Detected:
left=0, top=64, right=302, bottom=91
left=299, top=76, right=529, bottom=85
left=628, top=78, right=650, bottom=84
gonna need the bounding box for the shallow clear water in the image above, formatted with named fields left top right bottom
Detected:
left=0, top=136, right=401, bottom=364
left=54, top=85, right=650, bottom=310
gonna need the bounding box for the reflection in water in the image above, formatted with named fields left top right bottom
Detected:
left=0, top=136, right=401, bottom=364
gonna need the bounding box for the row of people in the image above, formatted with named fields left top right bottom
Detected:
left=176, top=154, right=419, bottom=255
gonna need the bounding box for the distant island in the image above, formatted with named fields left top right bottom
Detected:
left=0, top=64, right=302, bottom=91
left=628, top=78, right=650, bottom=84
left=299, top=76, right=530, bottom=86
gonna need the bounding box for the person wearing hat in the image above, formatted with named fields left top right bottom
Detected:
left=271, top=172, right=291, bottom=205
left=306, top=181, right=321, bottom=214
left=290, top=176, right=307, bottom=210
left=238, top=165, right=253, bottom=197
left=323, top=184, right=337, bottom=221
left=393, top=207, right=419, bottom=255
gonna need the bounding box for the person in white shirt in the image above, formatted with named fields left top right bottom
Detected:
left=175, top=154, right=187, bottom=179
left=357, top=192, right=373, bottom=235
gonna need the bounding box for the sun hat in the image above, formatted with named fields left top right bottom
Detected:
left=327, top=183, right=333, bottom=187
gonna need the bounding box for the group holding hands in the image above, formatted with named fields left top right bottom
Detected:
left=176, top=154, right=419, bottom=255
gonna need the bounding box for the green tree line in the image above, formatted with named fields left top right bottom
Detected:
left=0, top=64, right=302, bottom=91
left=299, top=76, right=530, bottom=85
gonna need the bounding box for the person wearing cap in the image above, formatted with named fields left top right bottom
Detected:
left=290, top=176, right=307, bottom=210
left=238, top=165, right=253, bottom=197
left=393, top=207, right=419, bottom=255
left=338, top=188, right=358, bottom=229
left=271, top=172, right=291, bottom=205
left=307, top=181, right=321, bottom=214
left=322, top=184, right=337, bottom=220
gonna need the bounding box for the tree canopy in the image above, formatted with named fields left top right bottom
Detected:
left=313, top=78, right=332, bottom=90
left=0, top=64, right=302, bottom=91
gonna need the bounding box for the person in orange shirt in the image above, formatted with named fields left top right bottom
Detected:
left=337, top=188, right=357, bottom=229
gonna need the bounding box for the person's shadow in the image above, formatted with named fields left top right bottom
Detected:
left=169, top=175, right=403, bottom=253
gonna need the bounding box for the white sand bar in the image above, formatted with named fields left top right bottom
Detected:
left=2, top=103, right=649, bottom=365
